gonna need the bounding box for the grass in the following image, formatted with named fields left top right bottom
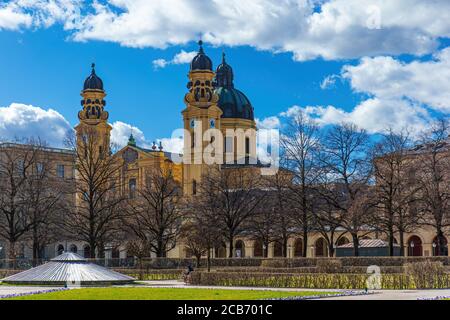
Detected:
left=6, top=287, right=334, bottom=300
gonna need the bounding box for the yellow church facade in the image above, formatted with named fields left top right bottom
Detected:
left=1, top=43, right=446, bottom=261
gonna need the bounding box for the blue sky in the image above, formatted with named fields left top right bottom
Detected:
left=0, top=1, right=449, bottom=151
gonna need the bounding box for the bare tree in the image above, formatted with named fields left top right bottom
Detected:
left=417, top=119, right=450, bottom=256
left=64, top=129, right=126, bottom=258
left=372, top=129, right=422, bottom=256
left=312, top=188, right=346, bottom=257
left=318, top=123, right=375, bottom=256
left=281, top=111, right=321, bottom=257
left=125, top=166, right=183, bottom=258
left=259, top=171, right=294, bottom=257
left=247, top=207, right=280, bottom=258
left=0, top=139, right=50, bottom=262
left=21, top=150, right=67, bottom=263
left=198, top=166, right=266, bottom=258
left=183, top=197, right=222, bottom=271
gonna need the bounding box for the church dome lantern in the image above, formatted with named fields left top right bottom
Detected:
left=83, top=63, right=104, bottom=91
left=190, top=41, right=213, bottom=71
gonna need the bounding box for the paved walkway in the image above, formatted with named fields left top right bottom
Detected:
left=138, top=280, right=343, bottom=292
left=139, top=280, right=450, bottom=300
left=1, top=281, right=449, bottom=300
left=321, top=289, right=450, bottom=300
left=0, top=286, right=62, bottom=297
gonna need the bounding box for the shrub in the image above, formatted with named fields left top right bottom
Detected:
left=317, top=259, right=342, bottom=273
left=404, top=261, right=448, bottom=289
left=190, top=271, right=450, bottom=290
left=0, top=270, right=21, bottom=278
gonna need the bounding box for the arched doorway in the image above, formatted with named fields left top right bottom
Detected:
left=253, top=240, right=264, bottom=257
left=69, top=244, right=78, bottom=254
left=273, top=241, right=283, bottom=257
left=407, top=236, right=423, bottom=256
left=336, top=237, right=350, bottom=247
left=184, top=247, right=193, bottom=258
left=214, top=242, right=227, bottom=258
left=112, top=247, right=120, bottom=259
left=294, top=238, right=303, bottom=257
left=57, top=244, right=64, bottom=255
left=432, top=236, right=448, bottom=256
left=83, top=245, right=91, bottom=258
left=235, top=240, right=245, bottom=258
left=315, top=238, right=328, bottom=257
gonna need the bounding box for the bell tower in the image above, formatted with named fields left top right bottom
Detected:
left=182, top=41, right=223, bottom=195
left=75, top=63, right=112, bottom=158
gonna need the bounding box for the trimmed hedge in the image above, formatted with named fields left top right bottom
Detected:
left=211, top=266, right=407, bottom=274
left=190, top=271, right=450, bottom=290
left=0, top=270, right=21, bottom=279
left=138, top=258, right=263, bottom=269
left=114, top=269, right=183, bottom=281
left=261, top=257, right=450, bottom=268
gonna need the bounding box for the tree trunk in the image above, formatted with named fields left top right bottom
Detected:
left=399, top=231, right=405, bottom=257
left=8, top=241, right=16, bottom=269
left=282, top=236, right=288, bottom=258
left=388, top=227, right=395, bottom=256
left=195, top=254, right=201, bottom=268
left=328, top=243, right=335, bottom=257
left=351, top=234, right=359, bottom=257
left=228, top=236, right=234, bottom=258
left=89, top=240, right=96, bottom=259
left=207, top=247, right=211, bottom=272
left=437, top=229, right=446, bottom=256
left=302, top=226, right=308, bottom=258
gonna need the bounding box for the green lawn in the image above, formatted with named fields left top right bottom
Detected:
left=7, top=287, right=333, bottom=300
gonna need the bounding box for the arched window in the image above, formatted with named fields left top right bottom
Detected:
left=273, top=241, right=283, bottom=257
left=112, top=248, right=120, bottom=259
left=235, top=240, right=245, bottom=258
left=315, top=238, right=328, bottom=257
left=407, top=236, right=423, bottom=256
left=57, top=244, right=64, bottom=255
left=253, top=240, right=264, bottom=257
left=294, top=238, right=303, bottom=257
left=83, top=245, right=91, bottom=258
left=432, top=236, right=448, bottom=256
left=214, top=242, right=227, bottom=258
left=336, top=237, right=350, bottom=247
left=69, top=244, right=78, bottom=254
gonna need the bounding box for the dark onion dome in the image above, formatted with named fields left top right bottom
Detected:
left=214, top=53, right=254, bottom=121
left=83, top=63, right=104, bottom=91
left=190, top=40, right=213, bottom=71
left=216, top=53, right=234, bottom=87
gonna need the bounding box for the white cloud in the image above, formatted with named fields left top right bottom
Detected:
left=152, top=50, right=197, bottom=69
left=0, top=103, right=72, bottom=147
left=320, top=74, right=339, bottom=90
left=256, top=116, right=280, bottom=130
left=342, top=48, right=450, bottom=113
left=152, top=59, right=168, bottom=69
left=158, top=136, right=184, bottom=154
left=300, top=99, right=432, bottom=135
left=0, top=2, right=32, bottom=30
left=4, top=0, right=450, bottom=61
left=0, top=0, right=81, bottom=30
left=110, top=121, right=150, bottom=149
left=111, top=121, right=184, bottom=154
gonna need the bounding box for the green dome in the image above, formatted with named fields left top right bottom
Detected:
left=215, top=87, right=254, bottom=121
